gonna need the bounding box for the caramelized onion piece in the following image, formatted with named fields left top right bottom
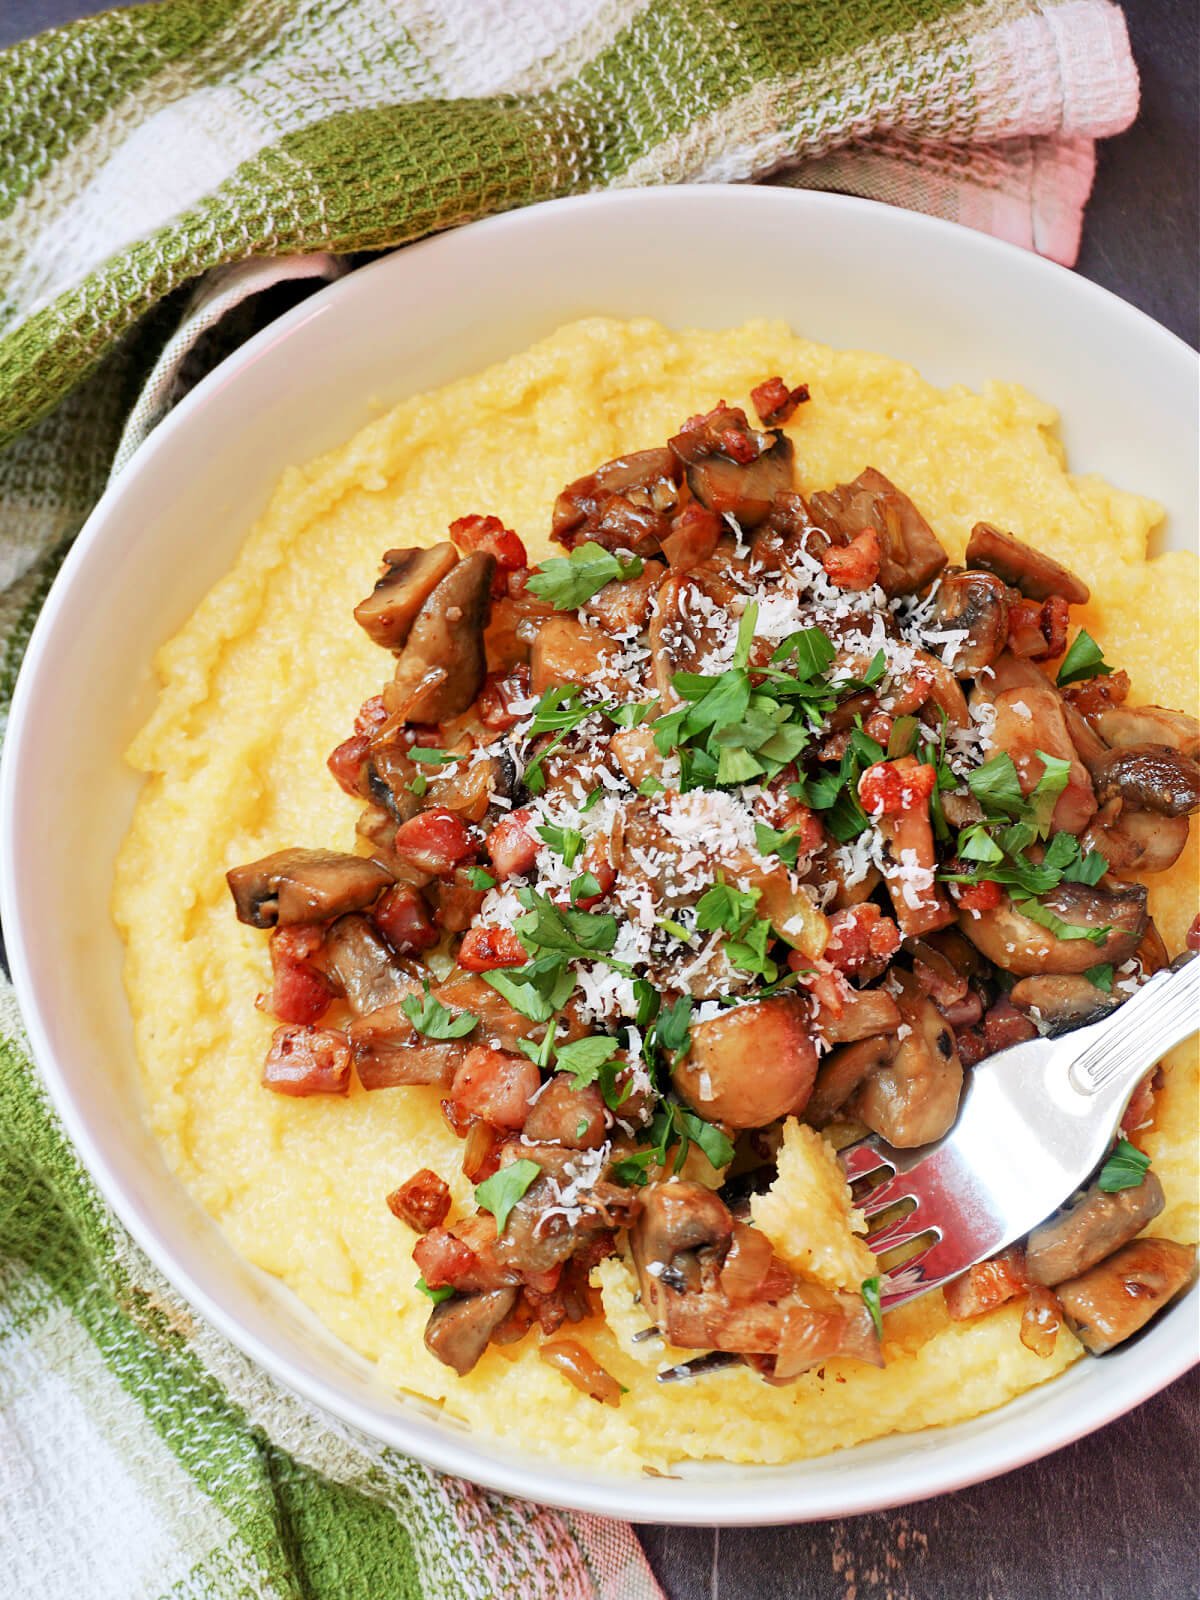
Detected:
left=538, top=1339, right=623, bottom=1406
left=965, top=522, right=1089, bottom=604
left=1019, top=1284, right=1063, bottom=1358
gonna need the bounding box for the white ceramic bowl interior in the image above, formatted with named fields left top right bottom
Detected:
left=2, top=187, right=1197, bottom=1524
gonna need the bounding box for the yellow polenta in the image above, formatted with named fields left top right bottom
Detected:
left=113, top=318, right=1199, bottom=1472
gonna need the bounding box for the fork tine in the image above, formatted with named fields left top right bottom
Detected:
left=878, top=1233, right=971, bottom=1311
left=863, top=1213, right=937, bottom=1255
left=856, top=1170, right=917, bottom=1221
left=837, top=1136, right=896, bottom=1184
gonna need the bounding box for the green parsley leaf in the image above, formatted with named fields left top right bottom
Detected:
left=754, top=820, right=801, bottom=866
left=1017, top=896, right=1111, bottom=946
left=651, top=995, right=694, bottom=1065
left=695, top=882, right=761, bottom=935
left=1027, top=751, right=1072, bottom=837
left=861, top=1276, right=884, bottom=1340
left=676, top=1109, right=735, bottom=1171
left=415, top=1276, right=454, bottom=1305
left=957, top=824, right=1005, bottom=865
left=887, top=715, right=920, bottom=758
left=732, top=600, right=760, bottom=671
left=465, top=866, right=497, bottom=890
left=409, top=747, right=460, bottom=766
left=482, top=952, right=575, bottom=1022
left=657, top=915, right=692, bottom=942
left=638, top=775, right=666, bottom=796
left=475, top=1158, right=542, bottom=1233
left=525, top=543, right=644, bottom=610
left=966, top=752, right=1026, bottom=817
left=611, top=1150, right=654, bottom=1187
left=400, top=983, right=478, bottom=1040
left=725, top=916, right=779, bottom=982
left=1097, top=1138, right=1151, bottom=1193
left=579, top=786, right=604, bottom=813
left=608, top=698, right=659, bottom=729
left=536, top=822, right=584, bottom=869
left=1063, top=846, right=1109, bottom=886
left=554, top=1035, right=623, bottom=1103
left=715, top=744, right=765, bottom=785
left=848, top=727, right=885, bottom=768
left=516, top=1018, right=558, bottom=1071
left=570, top=869, right=602, bottom=904
left=526, top=684, right=592, bottom=735
left=514, top=888, right=620, bottom=962
left=1056, top=628, right=1112, bottom=689
left=771, top=627, right=836, bottom=679
left=1084, top=963, right=1115, bottom=992
left=633, top=978, right=661, bottom=1030
left=860, top=649, right=887, bottom=689
left=408, top=771, right=428, bottom=797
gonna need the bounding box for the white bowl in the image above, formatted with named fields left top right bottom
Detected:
left=2, top=187, right=1196, bottom=1524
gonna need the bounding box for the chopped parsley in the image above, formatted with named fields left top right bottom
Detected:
left=400, top=983, right=478, bottom=1040
left=861, top=1276, right=884, bottom=1340
left=415, top=1276, right=454, bottom=1305
left=754, top=820, right=801, bottom=866
left=465, top=866, right=497, bottom=890
left=514, top=887, right=623, bottom=964
left=537, top=822, right=584, bottom=868
left=1057, top=628, right=1112, bottom=688
left=474, top=1159, right=542, bottom=1233
left=1097, top=1138, right=1151, bottom=1193
left=1084, top=963, right=1115, bottom=992
left=570, top=869, right=602, bottom=904
left=525, top=543, right=644, bottom=610
left=554, top=1034, right=629, bottom=1108
left=481, top=952, right=575, bottom=1022
left=612, top=1099, right=734, bottom=1185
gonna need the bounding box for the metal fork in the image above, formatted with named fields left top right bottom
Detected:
left=839, top=954, right=1200, bottom=1310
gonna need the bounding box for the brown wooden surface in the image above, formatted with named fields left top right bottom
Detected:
left=0, top=4, right=1196, bottom=1596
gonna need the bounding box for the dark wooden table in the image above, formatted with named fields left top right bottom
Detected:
left=1, top=4, right=1196, bottom=1597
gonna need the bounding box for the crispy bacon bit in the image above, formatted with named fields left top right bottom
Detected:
left=1006, top=594, right=1070, bottom=661
left=457, top=926, right=527, bottom=971
left=392, top=808, right=474, bottom=875
left=1063, top=668, right=1130, bottom=718
left=538, top=1339, right=623, bottom=1406
left=477, top=666, right=532, bottom=732
left=661, top=502, right=723, bottom=571
left=449, top=1046, right=540, bottom=1130
left=432, top=867, right=488, bottom=934
left=1020, top=1284, right=1063, bottom=1358
left=412, top=1228, right=478, bottom=1290
left=387, top=1168, right=452, bottom=1233
left=952, top=879, right=1003, bottom=913
left=262, top=1024, right=351, bottom=1096
left=354, top=695, right=389, bottom=735
left=373, top=884, right=438, bottom=954
left=485, top=807, right=540, bottom=879
left=943, top=1245, right=1029, bottom=1319
left=955, top=1025, right=988, bottom=1067
left=858, top=756, right=937, bottom=817
left=327, top=732, right=371, bottom=798
left=750, top=376, right=810, bottom=427
left=982, top=995, right=1038, bottom=1055
left=822, top=528, right=881, bottom=591
left=449, top=514, right=527, bottom=594
left=824, top=904, right=901, bottom=976
left=1187, top=914, right=1200, bottom=954
left=264, top=925, right=333, bottom=1025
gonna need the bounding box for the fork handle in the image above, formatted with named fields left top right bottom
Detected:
left=1069, top=952, right=1199, bottom=1098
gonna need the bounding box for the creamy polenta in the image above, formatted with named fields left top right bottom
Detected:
left=113, top=318, right=1199, bottom=1472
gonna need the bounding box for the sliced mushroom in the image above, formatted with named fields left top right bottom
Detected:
left=363, top=741, right=422, bottom=825
left=818, top=985, right=902, bottom=1045
left=848, top=970, right=963, bottom=1147
left=1026, top=1171, right=1165, bottom=1286
left=1055, top=1237, right=1195, bottom=1354
left=1060, top=699, right=1111, bottom=776
left=1009, top=973, right=1119, bottom=1035
left=965, top=523, right=1089, bottom=604
left=1092, top=744, right=1200, bottom=817
left=530, top=614, right=622, bottom=695
left=424, top=1287, right=518, bottom=1376
left=1080, top=801, right=1191, bottom=875
left=1092, top=704, right=1200, bottom=759
left=958, top=880, right=1148, bottom=975
left=522, top=1073, right=608, bottom=1150
left=675, top=432, right=794, bottom=529
left=491, top=1143, right=636, bottom=1276
left=353, top=543, right=459, bottom=650
left=647, top=569, right=734, bottom=700
left=347, top=1000, right=465, bottom=1089
left=804, top=1034, right=898, bottom=1129
left=809, top=468, right=948, bottom=596
left=673, top=995, right=819, bottom=1130
left=552, top=448, right=682, bottom=555
left=931, top=568, right=1010, bottom=676
left=324, top=912, right=418, bottom=1014
left=227, top=848, right=392, bottom=929
left=583, top=560, right=666, bottom=631
left=634, top=1180, right=734, bottom=1275
left=384, top=552, right=494, bottom=723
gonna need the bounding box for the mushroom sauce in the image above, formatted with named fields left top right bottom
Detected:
left=116, top=319, right=1199, bottom=1469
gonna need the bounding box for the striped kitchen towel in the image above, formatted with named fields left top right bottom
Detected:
left=0, top=4, right=1139, bottom=1598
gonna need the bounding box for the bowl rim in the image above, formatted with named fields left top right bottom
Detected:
left=2, top=183, right=1196, bottom=1525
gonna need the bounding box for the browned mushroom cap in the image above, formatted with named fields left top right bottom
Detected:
left=848, top=970, right=962, bottom=1147
left=809, top=468, right=948, bottom=596
left=324, top=912, right=419, bottom=1014
left=959, top=880, right=1148, bottom=976
left=1009, top=973, right=1119, bottom=1035
left=347, top=1000, right=465, bottom=1089
left=362, top=741, right=421, bottom=825
left=672, top=995, right=818, bottom=1129
left=819, top=986, right=902, bottom=1045
left=1092, top=744, right=1200, bottom=817
left=1080, top=802, right=1191, bottom=876
left=424, top=1287, right=518, bottom=1376
left=1092, top=704, right=1200, bottom=759
left=672, top=431, right=795, bottom=529
left=931, top=568, right=1010, bottom=676
left=965, top=523, right=1090, bottom=604
left=353, top=543, right=459, bottom=650
left=227, top=847, right=392, bottom=928
left=804, top=1033, right=898, bottom=1129
left=1025, top=1170, right=1165, bottom=1287
left=1055, top=1237, right=1195, bottom=1354
left=490, top=1142, right=637, bottom=1276
left=551, top=447, right=682, bottom=554
left=632, top=1180, right=734, bottom=1276
left=648, top=569, right=734, bottom=700
left=384, top=552, right=494, bottom=723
